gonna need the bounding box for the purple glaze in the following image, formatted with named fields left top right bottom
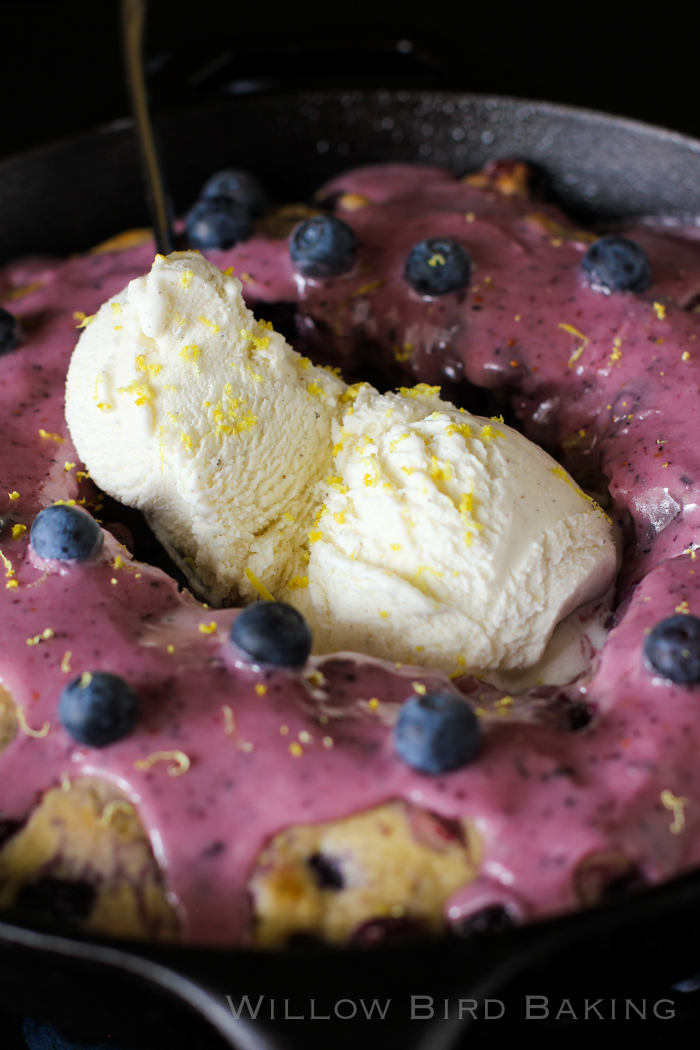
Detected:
left=1, top=165, right=700, bottom=944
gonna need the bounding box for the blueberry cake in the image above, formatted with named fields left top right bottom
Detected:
left=0, top=157, right=699, bottom=947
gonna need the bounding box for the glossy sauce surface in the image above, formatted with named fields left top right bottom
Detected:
left=1, top=165, right=700, bottom=943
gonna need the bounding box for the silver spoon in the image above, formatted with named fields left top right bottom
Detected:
left=121, top=0, right=175, bottom=255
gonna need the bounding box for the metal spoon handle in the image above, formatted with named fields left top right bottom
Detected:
left=121, top=0, right=175, bottom=255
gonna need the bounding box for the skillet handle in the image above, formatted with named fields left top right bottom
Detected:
left=0, top=920, right=284, bottom=1050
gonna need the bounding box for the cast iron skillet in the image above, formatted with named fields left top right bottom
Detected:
left=2, top=91, right=700, bottom=1049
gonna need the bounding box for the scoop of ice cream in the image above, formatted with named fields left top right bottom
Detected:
left=65, top=251, right=345, bottom=601
left=66, top=252, right=616, bottom=676
left=287, top=384, right=617, bottom=673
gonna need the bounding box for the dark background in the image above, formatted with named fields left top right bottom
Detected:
left=3, top=0, right=700, bottom=163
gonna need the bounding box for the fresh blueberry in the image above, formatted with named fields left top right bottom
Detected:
left=643, top=613, right=700, bottom=683
left=404, top=238, right=472, bottom=296
left=200, top=169, right=268, bottom=217
left=393, top=689, right=481, bottom=775
left=289, top=215, right=357, bottom=277
left=231, top=602, right=313, bottom=667
left=30, top=505, right=103, bottom=561
left=59, top=671, right=139, bottom=748
left=0, top=305, right=22, bottom=355
left=581, top=235, right=652, bottom=293
left=185, top=197, right=253, bottom=250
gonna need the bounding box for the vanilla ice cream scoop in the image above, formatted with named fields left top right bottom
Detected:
left=287, top=383, right=617, bottom=673
left=65, top=251, right=345, bottom=602
left=67, top=252, right=616, bottom=674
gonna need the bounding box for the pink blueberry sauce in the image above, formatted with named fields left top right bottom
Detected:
left=2, top=163, right=700, bottom=944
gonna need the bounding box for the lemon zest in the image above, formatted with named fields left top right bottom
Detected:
left=479, top=425, right=503, bottom=443
left=661, top=789, right=688, bottom=834
left=222, top=705, right=235, bottom=735
left=0, top=551, right=14, bottom=578
left=558, top=322, right=590, bottom=367
left=551, top=466, right=611, bottom=523
left=99, top=800, right=135, bottom=826
left=198, top=316, right=219, bottom=332
left=446, top=422, right=471, bottom=439
left=134, top=750, right=191, bottom=777
left=16, top=707, right=50, bottom=738
left=398, top=383, right=441, bottom=399
left=26, top=628, right=54, bottom=646
left=245, top=568, right=275, bottom=601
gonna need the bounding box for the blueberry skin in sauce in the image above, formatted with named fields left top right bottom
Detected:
left=394, top=690, right=481, bottom=774
left=30, top=505, right=103, bottom=562
left=289, top=216, right=358, bottom=278
left=59, top=672, right=139, bottom=748
left=231, top=602, right=313, bottom=668
left=581, top=235, right=652, bottom=293
left=643, top=614, right=700, bottom=684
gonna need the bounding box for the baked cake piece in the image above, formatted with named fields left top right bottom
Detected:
left=250, top=801, right=480, bottom=947
left=0, top=778, right=178, bottom=940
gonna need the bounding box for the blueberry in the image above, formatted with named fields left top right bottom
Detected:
left=289, top=215, right=357, bottom=277
left=393, top=689, right=480, bottom=775
left=200, top=169, right=268, bottom=217
left=643, top=613, right=700, bottom=683
left=0, top=305, right=22, bottom=356
left=185, top=197, right=253, bottom=250
left=404, top=238, right=472, bottom=296
left=30, top=505, right=103, bottom=561
left=59, top=671, right=138, bottom=748
left=581, top=235, right=652, bottom=293
left=231, top=602, right=312, bottom=667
